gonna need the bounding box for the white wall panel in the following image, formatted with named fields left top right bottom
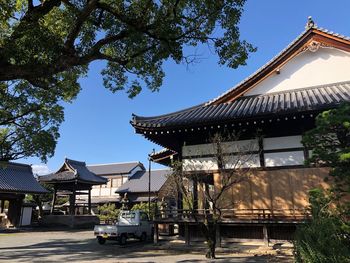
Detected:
left=182, top=144, right=216, bottom=157
left=183, top=157, right=218, bottom=171
left=265, top=151, right=304, bottom=167
left=100, top=188, right=110, bottom=196
left=222, top=139, right=259, bottom=153
left=183, top=139, right=258, bottom=157
left=111, top=188, right=119, bottom=196
left=264, top=135, right=302, bottom=150
left=91, top=188, right=100, bottom=197
left=224, top=154, right=261, bottom=169
left=245, top=48, right=350, bottom=96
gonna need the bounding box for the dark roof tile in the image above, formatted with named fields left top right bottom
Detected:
left=133, top=82, right=350, bottom=130
left=87, top=162, right=144, bottom=176
left=0, top=162, right=48, bottom=194
left=116, top=169, right=171, bottom=194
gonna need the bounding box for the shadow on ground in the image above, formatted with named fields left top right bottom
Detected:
left=0, top=230, right=293, bottom=263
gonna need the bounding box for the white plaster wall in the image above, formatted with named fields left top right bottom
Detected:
left=224, top=154, right=261, bottom=169
left=183, top=157, right=218, bottom=171
left=122, top=176, right=129, bottom=184
left=91, top=188, right=100, bottom=197
left=265, top=151, right=304, bottom=167
left=264, top=135, right=303, bottom=150
left=182, top=143, right=216, bottom=157
left=100, top=188, right=110, bottom=196
left=245, top=48, right=350, bottom=96
left=222, top=139, right=259, bottom=153
left=20, top=207, right=32, bottom=226
left=183, top=139, right=258, bottom=157
left=111, top=187, right=119, bottom=196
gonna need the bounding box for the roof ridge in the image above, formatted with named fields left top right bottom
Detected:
left=237, top=80, right=350, bottom=100
left=65, top=158, right=86, bottom=165
left=0, top=161, right=32, bottom=171
left=87, top=161, right=141, bottom=167
left=132, top=102, right=205, bottom=122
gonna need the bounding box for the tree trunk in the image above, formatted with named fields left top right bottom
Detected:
left=33, top=195, right=43, bottom=219
left=204, top=223, right=217, bottom=259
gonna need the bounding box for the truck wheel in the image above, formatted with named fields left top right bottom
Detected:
left=119, top=234, right=127, bottom=246
left=140, top=232, right=147, bottom=242
left=97, top=237, right=106, bottom=245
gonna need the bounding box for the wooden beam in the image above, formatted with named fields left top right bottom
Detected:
left=185, top=223, right=190, bottom=245
left=88, top=189, right=91, bottom=215
left=193, top=178, right=198, bottom=211
left=153, top=223, right=159, bottom=244
left=50, top=187, right=57, bottom=214
left=69, top=189, right=76, bottom=215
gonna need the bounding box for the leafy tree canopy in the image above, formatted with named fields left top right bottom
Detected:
left=0, top=0, right=254, bottom=162
left=302, top=102, right=350, bottom=194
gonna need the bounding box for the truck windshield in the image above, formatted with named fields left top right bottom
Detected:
left=121, top=213, right=135, bottom=219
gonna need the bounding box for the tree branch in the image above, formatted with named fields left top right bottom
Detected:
left=64, top=0, right=98, bottom=50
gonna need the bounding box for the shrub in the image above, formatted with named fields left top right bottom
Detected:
left=294, top=189, right=350, bottom=263
left=97, top=203, right=119, bottom=224
left=131, top=202, right=157, bottom=219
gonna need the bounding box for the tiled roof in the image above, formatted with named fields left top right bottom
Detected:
left=39, top=158, right=107, bottom=185
left=0, top=162, right=48, bottom=194
left=133, top=82, right=350, bottom=129
left=87, top=162, right=144, bottom=176
left=116, top=169, right=171, bottom=194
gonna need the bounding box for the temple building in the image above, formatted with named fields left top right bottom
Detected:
left=115, top=169, right=175, bottom=205
left=39, top=158, right=107, bottom=228
left=131, top=21, right=350, bottom=241
left=0, top=162, right=47, bottom=228
left=87, top=161, right=144, bottom=206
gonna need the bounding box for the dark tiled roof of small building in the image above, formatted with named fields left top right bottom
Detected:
left=0, top=162, right=48, bottom=194
left=132, top=82, right=350, bottom=129
left=87, top=162, right=144, bottom=176
left=39, top=158, right=107, bottom=185
left=116, top=169, right=171, bottom=194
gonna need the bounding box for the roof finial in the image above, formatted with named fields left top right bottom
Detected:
left=305, top=16, right=315, bottom=29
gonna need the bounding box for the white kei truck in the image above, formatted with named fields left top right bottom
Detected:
left=93, top=210, right=153, bottom=245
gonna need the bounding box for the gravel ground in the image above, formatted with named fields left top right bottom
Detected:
left=0, top=229, right=294, bottom=263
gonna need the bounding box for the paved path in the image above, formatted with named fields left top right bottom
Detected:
left=0, top=229, right=293, bottom=262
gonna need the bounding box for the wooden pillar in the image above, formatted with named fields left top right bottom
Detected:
left=193, top=178, right=198, bottom=211
left=185, top=223, right=190, bottom=245
left=177, top=185, right=183, bottom=210
left=216, top=224, right=221, bottom=248
left=0, top=199, right=5, bottom=213
left=8, top=196, right=23, bottom=227
left=50, top=187, right=57, bottom=214
left=213, top=172, right=221, bottom=193
left=69, top=189, right=76, bottom=215
left=153, top=223, right=159, bottom=244
left=88, top=188, right=92, bottom=215
left=263, top=225, right=269, bottom=246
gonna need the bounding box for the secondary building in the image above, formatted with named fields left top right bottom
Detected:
left=115, top=169, right=175, bottom=206
left=87, top=162, right=144, bottom=206
left=0, top=162, right=47, bottom=228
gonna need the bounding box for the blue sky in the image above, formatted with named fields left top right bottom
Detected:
left=23, top=1, right=350, bottom=174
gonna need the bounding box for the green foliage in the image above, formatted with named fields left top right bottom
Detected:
left=0, top=1, right=254, bottom=161
left=97, top=203, right=120, bottom=223
left=294, top=189, right=350, bottom=263
left=302, top=102, right=350, bottom=194
left=131, top=202, right=157, bottom=219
